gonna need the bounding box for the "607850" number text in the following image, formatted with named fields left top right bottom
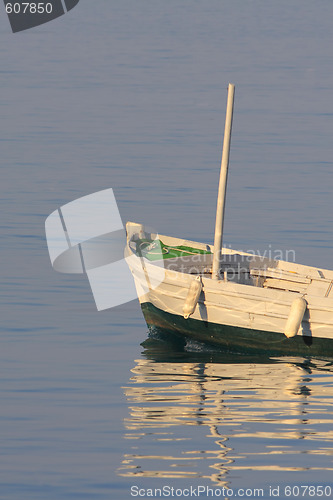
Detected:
left=5, top=3, right=53, bottom=14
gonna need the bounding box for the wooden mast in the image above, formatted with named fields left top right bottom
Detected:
left=212, top=83, right=235, bottom=280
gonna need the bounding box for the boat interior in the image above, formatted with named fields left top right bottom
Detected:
left=126, top=223, right=333, bottom=298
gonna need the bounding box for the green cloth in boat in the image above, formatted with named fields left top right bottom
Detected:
left=136, top=238, right=211, bottom=261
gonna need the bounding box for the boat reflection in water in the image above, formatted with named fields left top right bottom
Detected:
left=118, top=330, right=333, bottom=485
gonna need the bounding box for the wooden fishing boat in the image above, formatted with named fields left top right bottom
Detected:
left=125, top=84, right=333, bottom=357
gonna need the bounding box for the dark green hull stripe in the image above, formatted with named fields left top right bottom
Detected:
left=141, top=302, right=333, bottom=358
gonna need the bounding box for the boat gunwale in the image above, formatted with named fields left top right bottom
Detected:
left=126, top=222, right=333, bottom=308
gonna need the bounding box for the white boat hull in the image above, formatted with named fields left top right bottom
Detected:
left=126, top=222, right=333, bottom=357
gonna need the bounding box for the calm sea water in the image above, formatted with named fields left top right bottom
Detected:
left=1, top=1, right=333, bottom=499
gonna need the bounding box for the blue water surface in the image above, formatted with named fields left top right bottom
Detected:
left=1, top=2, right=333, bottom=498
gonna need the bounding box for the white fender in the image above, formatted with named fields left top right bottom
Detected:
left=183, top=276, right=202, bottom=319
left=284, top=297, right=307, bottom=338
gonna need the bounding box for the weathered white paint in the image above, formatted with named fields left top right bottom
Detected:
left=183, top=276, right=202, bottom=319
left=126, top=222, right=333, bottom=341
left=284, top=297, right=307, bottom=338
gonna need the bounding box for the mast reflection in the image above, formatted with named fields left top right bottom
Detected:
left=118, top=334, right=333, bottom=483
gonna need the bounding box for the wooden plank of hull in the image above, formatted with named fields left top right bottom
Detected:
left=126, top=223, right=333, bottom=349
left=141, top=302, right=333, bottom=358
left=130, top=261, right=333, bottom=341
